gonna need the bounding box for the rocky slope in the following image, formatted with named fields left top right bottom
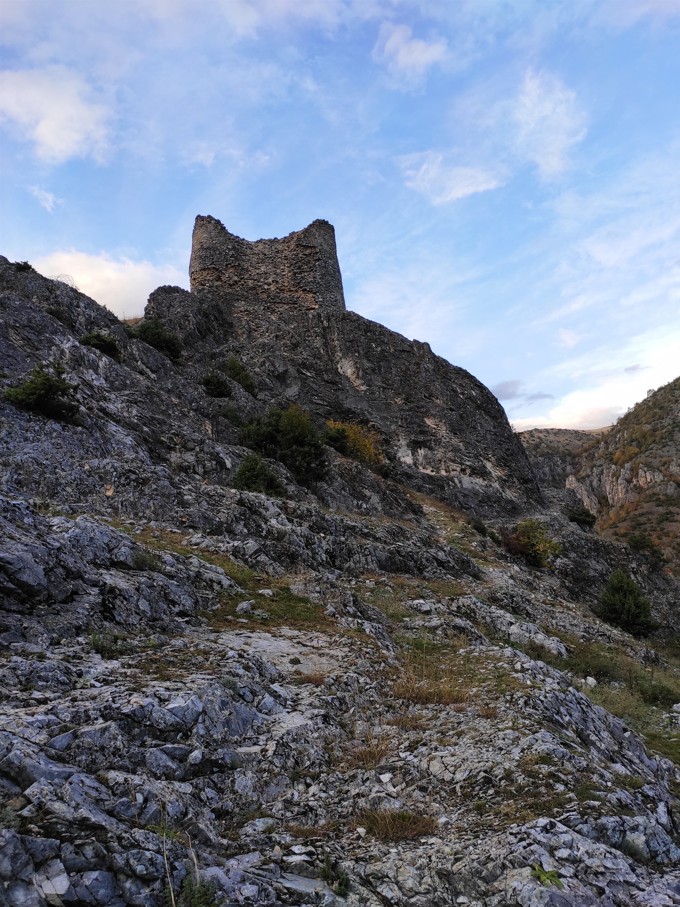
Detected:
left=2, top=227, right=680, bottom=907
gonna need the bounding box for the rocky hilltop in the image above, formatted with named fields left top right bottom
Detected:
left=148, top=217, right=541, bottom=517
left=2, top=223, right=680, bottom=907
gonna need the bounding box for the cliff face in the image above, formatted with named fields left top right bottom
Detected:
left=567, top=378, right=680, bottom=570
left=150, top=216, right=541, bottom=516
left=519, top=428, right=605, bottom=490
left=521, top=382, right=680, bottom=572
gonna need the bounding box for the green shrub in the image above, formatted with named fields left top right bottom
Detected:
left=232, top=454, right=286, bottom=497
left=468, top=515, right=487, bottom=536
left=628, top=532, right=665, bottom=567
left=131, top=549, right=161, bottom=571
left=90, top=630, right=132, bottom=659
left=324, top=424, right=350, bottom=456
left=597, top=569, right=652, bottom=636
left=175, top=874, right=218, bottom=907
left=45, top=305, right=73, bottom=327
left=14, top=261, right=33, bottom=272
left=81, top=331, right=121, bottom=361
left=218, top=405, right=244, bottom=427
left=321, top=856, right=350, bottom=897
left=4, top=363, right=78, bottom=422
left=325, top=420, right=383, bottom=464
left=241, top=405, right=327, bottom=484
left=133, top=318, right=182, bottom=361
left=531, top=864, right=563, bottom=889
left=222, top=356, right=255, bottom=395
left=201, top=371, right=232, bottom=398
left=567, top=505, right=596, bottom=529
left=503, top=519, right=561, bottom=567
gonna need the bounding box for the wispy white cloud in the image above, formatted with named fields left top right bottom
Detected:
left=581, top=216, right=680, bottom=269
left=372, top=22, right=448, bottom=82
left=557, top=328, right=580, bottom=348
left=28, top=185, right=62, bottom=213
left=0, top=67, right=110, bottom=163
left=492, top=379, right=553, bottom=404
left=410, top=66, right=586, bottom=208
left=511, top=324, right=680, bottom=429
left=593, top=0, right=680, bottom=28
left=511, top=69, right=587, bottom=179
left=32, top=250, right=186, bottom=318
left=491, top=379, right=523, bottom=401
left=399, top=151, right=503, bottom=205
left=179, top=142, right=271, bottom=171
left=536, top=139, right=680, bottom=330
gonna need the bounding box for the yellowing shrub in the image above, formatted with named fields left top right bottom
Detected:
left=326, top=420, right=383, bottom=465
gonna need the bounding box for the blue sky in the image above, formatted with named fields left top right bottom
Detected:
left=1, top=1, right=679, bottom=429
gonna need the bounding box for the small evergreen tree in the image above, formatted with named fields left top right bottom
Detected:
left=598, top=569, right=652, bottom=636
left=232, top=454, right=286, bottom=496
left=133, top=318, right=182, bottom=361
left=81, top=331, right=121, bottom=361
left=201, top=371, right=232, bottom=398
left=4, top=363, right=79, bottom=422
left=241, top=405, right=327, bottom=484
left=222, top=357, right=255, bottom=395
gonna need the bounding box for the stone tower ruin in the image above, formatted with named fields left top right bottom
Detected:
left=189, top=215, right=346, bottom=311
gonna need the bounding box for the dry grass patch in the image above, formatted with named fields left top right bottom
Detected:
left=356, top=808, right=438, bottom=842
left=392, top=636, right=473, bottom=706
left=286, top=820, right=339, bottom=839
left=387, top=713, right=427, bottom=731
left=392, top=634, right=525, bottom=708
left=132, top=645, right=215, bottom=682
left=393, top=672, right=469, bottom=707
left=345, top=735, right=392, bottom=770
left=289, top=671, right=328, bottom=687
left=477, top=704, right=499, bottom=719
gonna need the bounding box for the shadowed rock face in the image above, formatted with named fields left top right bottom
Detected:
left=157, top=216, right=543, bottom=515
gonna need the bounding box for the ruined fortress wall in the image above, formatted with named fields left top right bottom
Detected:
left=189, top=215, right=346, bottom=311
